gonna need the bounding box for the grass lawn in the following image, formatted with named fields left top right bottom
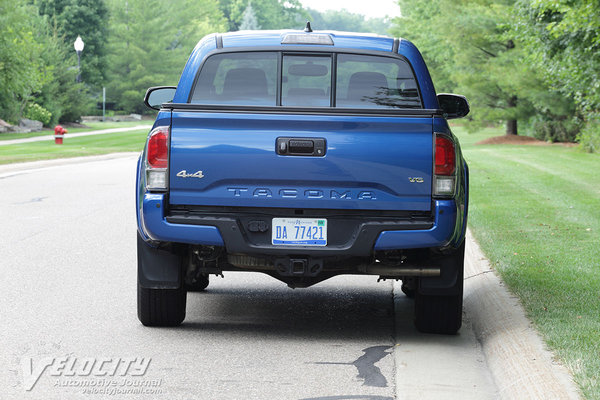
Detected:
left=0, top=121, right=151, bottom=141
left=0, top=128, right=148, bottom=164
left=454, top=125, right=600, bottom=398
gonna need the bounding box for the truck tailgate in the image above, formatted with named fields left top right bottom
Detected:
left=169, top=111, right=433, bottom=211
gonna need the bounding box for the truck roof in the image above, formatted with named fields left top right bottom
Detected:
left=218, top=29, right=398, bottom=53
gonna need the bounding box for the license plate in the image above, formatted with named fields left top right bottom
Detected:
left=272, top=218, right=327, bottom=246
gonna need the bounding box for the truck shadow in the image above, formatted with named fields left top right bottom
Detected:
left=181, top=273, right=397, bottom=342
left=181, top=273, right=470, bottom=345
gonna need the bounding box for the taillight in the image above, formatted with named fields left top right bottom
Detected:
left=145, top=126, right=169, bottom=191
left=147, top=128, right=168, bottom=168
left=435, top=135, right=455, bottom=175
left=433, top=133, right=456, bottom=197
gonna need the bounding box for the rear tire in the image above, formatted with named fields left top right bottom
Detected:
left=137, top=283, right=186, bottom=327
left=414, top=243, right=464, bottom=335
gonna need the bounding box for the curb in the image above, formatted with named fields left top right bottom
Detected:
left=463, top=229, right=582, bottom=399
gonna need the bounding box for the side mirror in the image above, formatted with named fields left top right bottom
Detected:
left=144, top=86, right=176, bottom=110
left=437, top=93, right=470, bottom=119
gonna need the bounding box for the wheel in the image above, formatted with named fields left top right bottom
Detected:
left=186, top=273, right=209, bottom=292
left=414, top=243, right=464, bottom=334
left=137, top=283, right=186, bottom=327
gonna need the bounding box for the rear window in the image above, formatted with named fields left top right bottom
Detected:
left=336, top=54, right=421, bottom=109
left=190, top=52, right=421, bottom=109
left=282, top=54, right=331, bottom=107
left=191, top=52, right=277, bottom=106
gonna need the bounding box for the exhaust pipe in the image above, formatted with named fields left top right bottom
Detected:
left=358, top=265, right=440, bottom=277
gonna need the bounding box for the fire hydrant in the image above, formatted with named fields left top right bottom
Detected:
left=54, top=125, right=67, bottom=144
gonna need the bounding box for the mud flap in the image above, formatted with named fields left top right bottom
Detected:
left=418, top=242, right=465, bottom=296
left=137, top=232, right=183, bottom=289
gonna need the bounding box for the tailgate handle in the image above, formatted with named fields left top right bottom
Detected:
left=277, top=137, right=326, bottom=156
left=289, top=140, right=314, bottom=153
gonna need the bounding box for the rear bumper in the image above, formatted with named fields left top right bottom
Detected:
left=373, top=201, right=456, bottom=250
left=139, top=193, right=460, bottom=255
left=140, top=193, right=224, bottom=246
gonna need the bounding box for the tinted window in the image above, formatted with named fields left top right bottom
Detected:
left=282, top=55, right=331, bottom=107
left=191, top=52, right=277, bottom=106
left=190, top=51, right=422, bottom=109
left=336, top=54, right=421, bottom=109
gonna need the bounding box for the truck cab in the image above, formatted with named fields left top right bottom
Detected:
left=136, top=28, right=470, bottom=334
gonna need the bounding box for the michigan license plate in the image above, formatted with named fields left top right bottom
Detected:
left=271, top=218, right=327, bottom=246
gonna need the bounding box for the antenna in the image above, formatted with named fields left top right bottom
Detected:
left=304, top=21, right=313, bottom=32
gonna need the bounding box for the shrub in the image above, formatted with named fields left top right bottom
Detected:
left=24, top=103, right=52, bottom=126
left=577, top=117, right=600, bottom=153
left=530, top=116, right=582, bottom=143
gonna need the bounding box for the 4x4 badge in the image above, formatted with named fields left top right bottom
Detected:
left=408, top=177, right=424, bottom=183
left=176, top=170, right=204, bottom=179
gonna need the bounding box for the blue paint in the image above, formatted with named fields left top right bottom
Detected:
left=168, top=112, right=433, bottom=211
left=141, top=193, right=224, bottom=246
left=374, top=200, right=457, bottom=250
left=137, top=28, right=468, bottom=256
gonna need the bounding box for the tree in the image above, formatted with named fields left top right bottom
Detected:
left=307, top=8, right=391, bottom=36
left=32, top=14, right=93, bottom=124
left=0, top=0, right=46, bottom=123
left=217, top=0, right=237, bottom=31
left=514, top=0, right=600, bottom=148
left=35, top=0, right=109, bottom=88
left=105, top=0, right=226, bottom=113
left=391, top=2, right=456, bottom=92
left=514, top=0, right=600, bottom=113
left=362, top=16, right=393, bottom=37
left=394, top=0, right=576, bottom=136
left=394, top=0, right=524, bottom=134
left=239, top=2, right=260, bottom=30
left=0, top=0, right=92, bottom=125
left=225, top=0, right=307, bottom=30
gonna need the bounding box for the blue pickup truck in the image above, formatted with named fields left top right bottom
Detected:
left=136, top=27, right=470, bottom=334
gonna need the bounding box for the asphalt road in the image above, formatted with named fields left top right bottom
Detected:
left=0, top=155, right=497, bottom=400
